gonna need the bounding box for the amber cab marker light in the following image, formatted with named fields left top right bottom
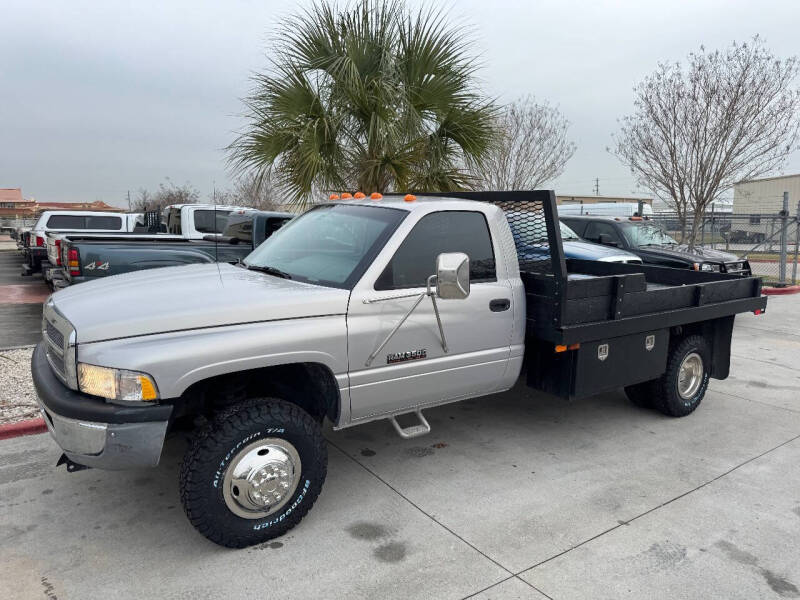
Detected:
left=404, top=194, right=417, bottom=202
left=568, top=343, right=580, bottom=350
left=370, top=192, right=382, bottom=200
left=354, top=192, right=366, bottom=199
left=555, top=344, right=568, bottom=353
left=341, top=192, right=353, bottom=199
left=329, top=193, right=340, bottom=200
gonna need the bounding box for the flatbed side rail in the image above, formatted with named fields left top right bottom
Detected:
left=529, top=295, right=767, bottom=345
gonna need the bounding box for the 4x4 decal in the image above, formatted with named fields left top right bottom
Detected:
left=84, top=261, right=110, bottom=271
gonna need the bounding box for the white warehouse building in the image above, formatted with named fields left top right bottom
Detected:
left=733, top=173, right=800, bottom=214
left=731, top=174, right=800, bottom=243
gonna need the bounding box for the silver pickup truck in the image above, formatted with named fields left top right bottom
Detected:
left=32, top=191, right=766, bottom=547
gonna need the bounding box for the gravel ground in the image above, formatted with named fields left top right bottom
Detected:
left=0, top=346, right=38, bottom=424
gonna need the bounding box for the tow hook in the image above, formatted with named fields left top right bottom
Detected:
left=56, top=453, right=91, bottom=473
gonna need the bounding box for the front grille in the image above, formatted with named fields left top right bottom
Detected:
left=46, top=347, right=66, bottom=377
left=46, top=322, right=64, bottom=348
left=42, top=306, right=74, bottom=386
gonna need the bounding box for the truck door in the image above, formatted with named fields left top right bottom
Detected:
left=347, top=210, right=514, bottom=421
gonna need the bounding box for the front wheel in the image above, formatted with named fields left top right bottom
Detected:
left=652, top=335, right=710, bottom=417
left=180, top=399, right=327, bottom=548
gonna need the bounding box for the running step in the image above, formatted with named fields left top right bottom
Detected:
left=389, top=410, right=431, bottom=439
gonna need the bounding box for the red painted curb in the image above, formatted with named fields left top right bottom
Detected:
left=763, top=285, right=800, bottom=296
left=0, top=417, right=47, bottom=441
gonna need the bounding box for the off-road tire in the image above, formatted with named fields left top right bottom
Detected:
left=179, top=398, right=327, bottom=548
left=624, top=380, right=656, bottom=408
left=651, top=335, right=710, bottom=417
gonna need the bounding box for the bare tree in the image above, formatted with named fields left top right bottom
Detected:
left=613, top=36, right=800, bottom=247
left=470, top=96, right=576, bottom=190
left=131, top=178, right=200, bottom=213
left=132, top=188, right=152, bottom=212
left=216, top=173, right=283, bottom=210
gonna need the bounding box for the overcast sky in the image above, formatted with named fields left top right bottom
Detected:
left=2, top=0, right=799, bottom=206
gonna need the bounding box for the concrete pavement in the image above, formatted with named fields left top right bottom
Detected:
left=1, top=296, right=798, bottom=599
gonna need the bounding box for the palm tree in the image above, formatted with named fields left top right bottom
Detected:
left=228, top=0, right=496, bottom=207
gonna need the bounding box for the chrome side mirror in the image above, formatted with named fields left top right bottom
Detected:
left=435, top=252, right=470, bottom=300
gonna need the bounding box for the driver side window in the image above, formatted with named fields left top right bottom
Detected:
left=585, top=222, right=622, bottom=246
left=375, top=211, right=496, bottom=290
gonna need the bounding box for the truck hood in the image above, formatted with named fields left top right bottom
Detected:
left=517, top=239, right=639, bottom=261
left=51, top=263, right=350, bottom=343
left=562, top=240, right=640, bottom=261
left=638, top=244, right=740, bottom=264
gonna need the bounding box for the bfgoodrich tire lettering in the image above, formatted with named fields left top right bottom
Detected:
left=652, top=335, right=710, bottom=417
left=179, top=398, right=327, bottom=548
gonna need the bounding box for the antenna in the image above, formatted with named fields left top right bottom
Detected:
left=213, top=180, right=218, bottom=264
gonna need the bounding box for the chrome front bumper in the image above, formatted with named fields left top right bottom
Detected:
left=37, top=400, right=169, bottom=470
left=31, top=342, right=172, bottom=470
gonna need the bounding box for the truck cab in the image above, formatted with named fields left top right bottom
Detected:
left=23, top=210, right=137, bottom=277
left=164, top=204, right=252, bottom=240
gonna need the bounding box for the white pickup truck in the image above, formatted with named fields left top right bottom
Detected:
left=32, top=191, right=766, bottom=548
left=23, top=211, right=141, bottom=277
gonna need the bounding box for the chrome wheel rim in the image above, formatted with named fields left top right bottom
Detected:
left=677, top=352, right=703, bottom=400
left=222, top=438, right=302, bottom=520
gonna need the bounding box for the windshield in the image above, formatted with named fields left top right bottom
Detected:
left=621, top=223, right=678, bottom=247
left=243, top=204, right=406, bottom=288
left=559, top=221, right=580, bottom=241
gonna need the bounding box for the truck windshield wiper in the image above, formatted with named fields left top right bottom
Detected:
left=245, top=264, right=293, bottom=279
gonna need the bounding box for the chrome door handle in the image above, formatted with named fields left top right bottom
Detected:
left=489, top=299, right=510, bottom=312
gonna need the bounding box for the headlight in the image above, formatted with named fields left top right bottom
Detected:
left=78, top=363, right=159, bottom=402
left=700, top=263, right=720, bottom=272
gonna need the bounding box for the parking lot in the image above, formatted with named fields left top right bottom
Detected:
left=0, top=245, right=47, bottom=349
left=1, top=291, right=798, bottom=599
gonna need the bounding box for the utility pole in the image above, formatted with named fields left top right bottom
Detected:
left=593, top=178, right=600, bottom=196
left=779, top=191, right=788, bottom=284
left=792, top=200, right=799, bottom=285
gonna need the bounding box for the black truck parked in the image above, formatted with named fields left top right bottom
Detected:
left=53, top=210, right=292, bottom=288
left=560, top=215, right=751, bottom=276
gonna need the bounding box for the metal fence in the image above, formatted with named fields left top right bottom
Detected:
left=650, top=196, right=800, bottom=284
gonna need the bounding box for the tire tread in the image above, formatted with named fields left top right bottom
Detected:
left=179, top=398, right=327, bottom=548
